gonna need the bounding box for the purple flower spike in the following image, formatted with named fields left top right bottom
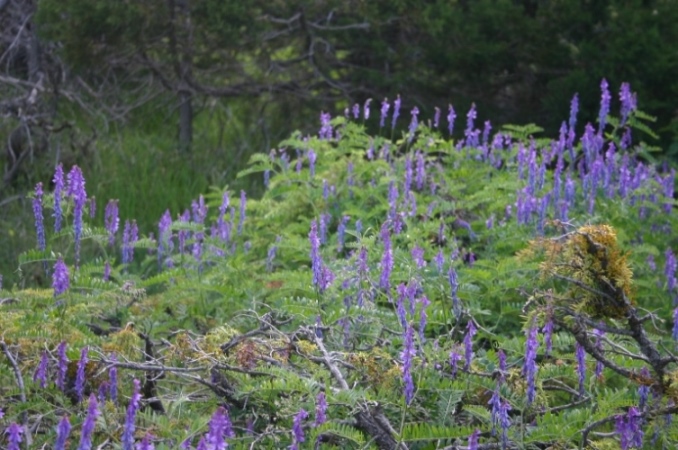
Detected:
left=568, top=93, right=579, bottom=131
left=363, top=98, right=372, bottom=120
left=447, top=104, right=456, bottom=136
left=468, top=429, right=480, bottom=450
left=55, top=415, right=72, bottom=450
left=308, top=149, right=317, bottom=178
left=33, top=351, right=49, bottom=388
left=33, top=182, right=46, bottom=251
left=66, top=165, right=87, bottom=265
left=599, top=78, right=611, bottom=133
left=315, top=391, right=327, bottom=426
left=53, top=257, right=69, bottom=297
left=464, top=321, right=477, bottom=371
left=105, top=200, right=119, bottom=246
left=78, top=394, right=98, bottom=450
left=408, top=106, right=419, bottom=142
left=76, top=346, right=89, bottom=402
left=53, top=163, right=65, bottom=232
left=122, top=220, right=139, bottom=266
left=122, top=379, right=142, bottom=450
left=391, top=95, right=401, bottom=129
left=542, top=317, right=554, bottom=356
left=401, top=323, right=416, bottom=405
left=290, top=408, right=309, bottom=450
left=575, top=342, right=586, bottom=396
left=57, top=341, right=68, bottom=391
left=411, top=245, right=425, bottom=269
left=380, top=98, right=390, bottom=128
left=619, top=82, right=637, bottom=126
left=449, top=350, right=462, bottom=378
left=158, top=210, right=173, bottom=267
left=379, top=223, right=393, bottom=293
left=418, top=295, right=430, bottom=343
left=109, top=354, right=118, bottom=403
left=673, top=308, right=678, bottom=341
left=137, top=433, right=155, bottom=450
left=5, top=422, right=23, bottom=450
left=665, top=248, right=677, bottom=293
left=206, top=406, right=235, bottom=450
left=523, top=320, right=539, bottom=405
left=103, top=261, right=111, bottom=281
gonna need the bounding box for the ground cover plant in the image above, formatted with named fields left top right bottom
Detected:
left=1, top=80, right=678, bottom=449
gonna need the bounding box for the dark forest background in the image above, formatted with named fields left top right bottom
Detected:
left=1, top=0, right=677, bottom=284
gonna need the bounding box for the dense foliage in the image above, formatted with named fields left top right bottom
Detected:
left=1, top=81, right=678, bottom=449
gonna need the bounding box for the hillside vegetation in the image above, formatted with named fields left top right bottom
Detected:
left=1, top=81, right=677, bottom=449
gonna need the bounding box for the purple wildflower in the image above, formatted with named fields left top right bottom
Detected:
left=53, top=163, right=65, bottom=232
left=57, top=341, right=68, bottom=391
left=599, top=78, right=611, bottom=133
left=449, top=350, right=462, bottom=378
left=638, top=367, right=650, bottom=410
left=569, top=93, right=579, bottom=131
left=380, top=98, right=390, bottom=128
left=665, top=248, right=677, bottom=293
left=411, top=245, right=425, bottom=269
left=76, top=346, right=89, bottom=402
left=616, top=407, right=644, bottom=450
left=122, top=220, right=139, bottom=266
left=448, top=266, right=461, bottom=318
left=489, top=384, right=502, bottom=436
left=523, top=320, right=539, bottom=405
left=290, top=409, right=309, bottom=450
left=388, top=181, right=398, bottom=220
left=66, top=165, right=87, bottom=265
left=464, top=321, right=477, bottom=371
left=109, top=354, right=118, bottom=403
left=309, top=220, right=322, bottom=287
left=33, top=182, right=46, bottom=251
left=88, top=196, right=96, bottom=219
left=266, top=237, right=280, bottom=272
left=206, top=406, right=235, bottom=450
left=447, top=104, right=456, bottom=136
left=663, top=169, right=675, bottom=214
left=319, top=111, right=333, bottom=139
left=542, top=317, right=554, bottom=356
left=619, top=82, right=637, bottom=126
left=55, top=415, right=72, bottom=450
left=315, top=391, right=327, bottom=426
left=465, top=103, right=477, bottom=147
left=122, top=379, right=142, bottom=450
left=5, top=423, right=22, bottom=450
left=498, top=400, right=511, bottom=449
left=401, top=323, right=416, bottom=405
left=33, top=351, right=49, bottom=388
left=433, top=106, right=441, bottom=128
left=435, top=250, right=444, bottom=272
left=363, top=98, right=372, bottom=120
left=78, top=394, right=98, bottom=450
left=137, top=433, right=155, bottom=450
left=308, top=149, right=317, bottom=178
left=105, top=200, right=120, bottom=246
left=396, top=284, right=408, bottom=328
left=468, top=429, right=480, bottom=450
left=576, top=342, right=586, bottom=396
left=673, top=308, right=678, bottom=341
left=392, top=95, right=401, bottom=129
left=379, top=223, right=393, bottom=292
left=593, top=326, right=605, bottom=379
left=53, top=257, right=69, bottom=297
left=319, top=213, right=330, bottom=245
left=351, top=104, right=359, bottom=120
left=158, top=210, right=173, bottom=267
left=415, top=151, right=425, bottom=190
left=408, top=106, right=419, bottom=142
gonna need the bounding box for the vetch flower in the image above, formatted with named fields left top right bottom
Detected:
left=665, top=248, right=676, bottom=293
left=447, top=104, right=456, bottom=136
left=619, top=82, right=637, bottom=126
left=363, top=98, right=372, bottom=120
left=266, top=236, right=280, bottom=272
left=433, top=106, right=441, bottom=128
left=308, top=149, right=317, bottom=178
left=449, top=350, right=461, bottom=378
left=379, top=98, right=390, bottom=128
left=109, top=353, right=118, bottom=403
left=575, top=342, right=586, bottom=396
left=468, top=429, right=480, bottom=450
left=53, top=257, right=69, bottom=297
left=638, top=367, right=650, bottom=410
left=33, top=351, right=49, bottom=388
left=206, top=406, right=235, bottom=450
left=523, top=319, right=539, bottom=405
left=411, top=245, right=425, bottom=269
left=33, top=182, right=46, bottom=251
left=391, top=95, right=401, bottom=129
left=337, top=216, right=349, bottom=253
left=464, top=321, right=477, bottom=371
left=105, top=199, right=120, bottom=246
left=57, top=341, right=68, bottom=391
left=88, top=196, right=96, bottom=219
left=78, top=394, right=98, bottom=450
left=401, top=323, right=416, bottom=405
left=379, top=223, right=393, bottom=293
left=498, top=400, right=512, bottom=449
left=488, top=384, right=502, bottom=436
left=103, top=261, right=111, bottom=281
left=55, top=415, right=72, bottom=450
left=408, top=106, right=419, bottom=142
left=569, top=93, right=579, bottom=131
left=319, top=111, right=333, bottom=139
left=137, top=433, right=155, bottom=450
left=53, top=163, right=65, bottom=232
left=76, top=346, right=89, bottom=402
left=418, top=295, right=430, bottom=343
left=599, top=78, right=611, bottom=133
left=315, top=391, right=327, bottom=426
left=542, top=317, right=553, bottom=356
left=122, top=220, right=139, bottom=266
left=122, top=379, right=142, bottom=450
left=5, top=422, right=22, bottom=450
left=673, top=308, right=678, bottom=341
left=290, top=408, right=309, bottom=450
left=158, top=210, right=173, bottom=267
left=448, top=266, right=461, bottom=318
left=66, top=165, right=87, bottom=265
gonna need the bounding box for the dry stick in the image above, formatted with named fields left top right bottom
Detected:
left=1, top=340, right=33, bottom=446
left=305, top=327, right=408, bottom=450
